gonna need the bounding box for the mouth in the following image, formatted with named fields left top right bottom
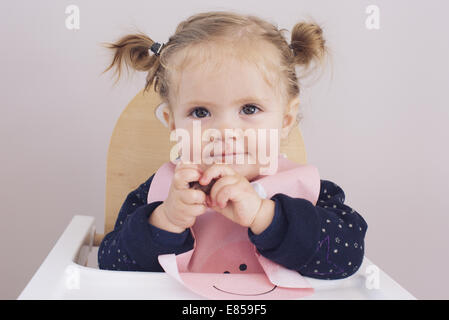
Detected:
left=210, top=152, right=248, bottom=158
left=213, top=285, right=277, bottom=296
left=209, top=152, right=248, bottom=161
left=208, top=153, right=249, bottom=163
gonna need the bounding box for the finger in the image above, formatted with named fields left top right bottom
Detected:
left=180, top=189, right=207, bottom=205
left=173, top=168, right=202, bottom=189
left=216, top=183, right=240, bottom=208
left=209, top=175, right=240, bottom=205
left=200, top=164, right=236, bottom=186
left=175, top=161, right=202, bottom=172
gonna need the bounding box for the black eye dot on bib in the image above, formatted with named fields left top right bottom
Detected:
left=239, top=263, right=247, bottom=271
left=223, top=271, right=230, bottom=274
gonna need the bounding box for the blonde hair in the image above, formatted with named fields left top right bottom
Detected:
left=102, top=11, right=330, bottom=124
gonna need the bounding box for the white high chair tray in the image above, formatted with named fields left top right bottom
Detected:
left=18, top=215, right=416, bottom=300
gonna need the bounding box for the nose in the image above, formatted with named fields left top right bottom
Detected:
left=205, top=116, right=232, bottom=139
left=202, top=112, right=248, bottom=155
left=216, top=117, right=233, bottom=134
left=220, top=126, right=240, bottom=139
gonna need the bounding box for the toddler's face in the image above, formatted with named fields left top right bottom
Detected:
left=164, top=57, right=298, bottom=181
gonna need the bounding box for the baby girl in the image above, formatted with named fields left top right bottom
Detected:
left=98, top=11, right=368, bottom=283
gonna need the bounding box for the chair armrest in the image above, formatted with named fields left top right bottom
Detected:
left=18, top=215, right=96, bottom=299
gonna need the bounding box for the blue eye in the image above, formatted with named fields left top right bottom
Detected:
left=241, top=104, right=260, bottom=115
left=189, top=107, right=210, bottom=118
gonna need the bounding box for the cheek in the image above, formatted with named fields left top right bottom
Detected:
left=249, top=116, right=282, bottom=146
left=254, top=110, right=283, bottom=126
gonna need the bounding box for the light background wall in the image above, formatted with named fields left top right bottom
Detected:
left=1, top=0, right=448, bottom=299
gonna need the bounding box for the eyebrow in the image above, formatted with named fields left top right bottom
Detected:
left=185, top=96, right=268, bottom=107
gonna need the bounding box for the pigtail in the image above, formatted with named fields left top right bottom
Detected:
left=101, top=32, right=162, bottom=92
left=290, top=21, right=328, bottom=78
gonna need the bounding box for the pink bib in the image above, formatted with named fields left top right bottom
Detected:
left=147, top=155, right=320, bottom=299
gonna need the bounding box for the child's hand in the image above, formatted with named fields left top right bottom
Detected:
left=149, top=161, right=207, bottom=233
left=199, top=164, right=265, bottom=229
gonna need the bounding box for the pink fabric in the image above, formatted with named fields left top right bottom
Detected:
left=148, top=155, right=320, bottom=299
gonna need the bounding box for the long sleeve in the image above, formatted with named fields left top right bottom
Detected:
left=98, top=174, right=194, bottom=271
left=248, top=179, right=368, bottom=280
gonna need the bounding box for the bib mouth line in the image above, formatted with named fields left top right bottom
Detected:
left=212, top=285, right=277, bottom=296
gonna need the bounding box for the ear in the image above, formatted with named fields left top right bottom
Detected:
left=281, top=96, right=300, bottom=139
left=155, top=102, right=176, bottom=131
left=162, top=105, right=176, bottom=132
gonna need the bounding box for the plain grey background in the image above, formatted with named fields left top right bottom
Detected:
left=1, top=0, right=448, bottom=299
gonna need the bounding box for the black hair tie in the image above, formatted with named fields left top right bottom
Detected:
left=150, top=42, right=164, bottom=56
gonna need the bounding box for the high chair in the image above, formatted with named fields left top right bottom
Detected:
left=18, top=87, right=416, bottom=299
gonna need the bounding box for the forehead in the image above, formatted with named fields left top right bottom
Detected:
left=170, top=43, right=283, bottom=106
left=181, top=62, right=272, bottom=104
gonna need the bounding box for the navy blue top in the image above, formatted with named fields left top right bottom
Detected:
left=98, top=175, right=368, bottom=280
